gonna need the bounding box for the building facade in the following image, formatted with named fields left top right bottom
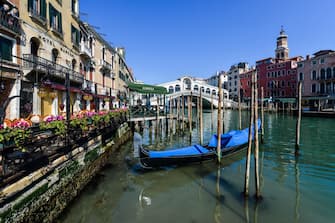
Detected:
left=226, top=62, right=249, bottom=101
left=297, top=50, right=335, bottom=109
left=0, top=0, right=22, bottom=121
left=241, top=28, right=302, bottom=102
left=0, top=0, right=136, bottom=122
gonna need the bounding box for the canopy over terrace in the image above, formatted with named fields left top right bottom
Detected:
left=127, top=82, right=168, bottom=94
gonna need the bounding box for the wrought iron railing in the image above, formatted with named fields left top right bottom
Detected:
left=0, top=10, right=21, bottom=35
left=23, top=54, right=84, bottom=83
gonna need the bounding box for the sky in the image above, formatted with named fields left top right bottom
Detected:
left=80, top=0, right=335, bottom=84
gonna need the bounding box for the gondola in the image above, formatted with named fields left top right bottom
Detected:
left=138, top=120, right=261, bottom=168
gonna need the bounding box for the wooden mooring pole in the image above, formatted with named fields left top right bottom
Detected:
left=238, top=89, right=242, bottom=130
left=261, top=87, right=264, bottom=143
left=182, top=94, right=185, bottom=132
left=295, top=81, right=302, bottom=155
left=217, top=73, right=222, bottom=163
left=244, top=72, right=255, bottom=197
left=254, top=71, right=260, bottom=198
left=200, top=90, right=203, bottom=145
left=211, top=93, right=214, bottom=132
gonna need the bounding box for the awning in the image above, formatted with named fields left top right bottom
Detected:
left=274, top=98, right=296, bottom=103
left=127, top=82, right=168, bottom=94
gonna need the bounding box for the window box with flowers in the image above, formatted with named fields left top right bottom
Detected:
left=0, top=119, right=32, bottom=151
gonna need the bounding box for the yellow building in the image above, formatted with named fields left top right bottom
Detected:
left=20, top=0, right=82, bottom=117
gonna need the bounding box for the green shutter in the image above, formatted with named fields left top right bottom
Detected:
left=49, top=3, right=53, bottom=27
left=28, top=0, right=33, bottom=11
left=58, top=13, right=62, bottom=33
left=40, top=0, right=46, bottom=20
left=0, top=36, right=13, bottom=61
left=76, top=28, right=80, bottom=46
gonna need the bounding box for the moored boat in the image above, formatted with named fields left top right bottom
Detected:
left=138, top=120, right=261, bottom=168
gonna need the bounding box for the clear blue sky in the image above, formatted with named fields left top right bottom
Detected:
left=80, top=0, right=335, bottom=84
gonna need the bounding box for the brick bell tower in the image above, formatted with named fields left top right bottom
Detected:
left=275, top=26, right=289, bottom=60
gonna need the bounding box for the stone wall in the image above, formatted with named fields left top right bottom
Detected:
left=0, top=123, right=132, bottom=223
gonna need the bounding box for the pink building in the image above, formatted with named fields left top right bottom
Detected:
left=297, top=50, right=335, bottom=109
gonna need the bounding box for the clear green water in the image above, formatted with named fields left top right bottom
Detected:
left=59, top=110, right=335, bottom=223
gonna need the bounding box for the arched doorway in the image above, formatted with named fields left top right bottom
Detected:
left=30, top=37, right=40, bottom=56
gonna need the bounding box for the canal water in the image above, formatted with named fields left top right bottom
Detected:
left=59, top=110, right=335, bottom=223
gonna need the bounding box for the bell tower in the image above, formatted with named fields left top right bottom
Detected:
left=275, top=26, right=289, bottom=60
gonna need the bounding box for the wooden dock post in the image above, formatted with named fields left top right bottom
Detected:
left=190, top=92, right=193, bottom=134
left=211, top=93, right=214, bottom=132
left=254, top=71, right=260, bottom=198
left=238, top=89, right=242, bottom=130
left=244, top=72, right=255, bottom=197
left=295, top=81, right=302, bottom=155
left=200, top=90, right=203, bottom=145
left=177, top=96, right=180, bottom=131
left=222, top=92, right=225, bottom=133
left=217, top=73, right=222, bottom=163
left=261, top=87, right=264, bottom=143
left=182, top=94, right=185, bottom=132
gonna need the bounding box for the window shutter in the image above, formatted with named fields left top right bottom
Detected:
left=40, top=0, right=46, bottom=19
left=49, top=3, right=53, bottom=27
left=58, top=13, right=62, bottom=33
left=28, top=0, right=33, bottom=11
left=0, top=37, right=13, bottom=61
left=76, top=28, right=80, bottom=46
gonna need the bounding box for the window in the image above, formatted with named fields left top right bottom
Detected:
left=71, top=25, right=80, bottom=47
left=206, top=88, right=210, bottom=94
left=320, top=58, right=325, bottom=64
left=0, top=36, right=14, bottom=61
left=28, top=0, right=47, bottom=22
left=71, top=0, right=77, bottom=14
left=320, top=68, right=325, bottom=80
left=168, top=86, right=174, bottom=93
left=49, top=3, right=62, bottom=34
left=193, top=85, right=199, bottom=91
left=175, top=84, right=180, bottom=92
left=298, top=63, right=303, bottom=68
left=333, top=67, right=335, bottom=78
left=326, top=68, right=332, bottom=79
left=299, top=72, right=304, bottom=81
left=312, top=70, right=317, bottom=80
left=281, top=80, right=285, bottom=87
left=312, top=84, right=316, bottom=93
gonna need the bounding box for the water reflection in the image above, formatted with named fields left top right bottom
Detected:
left=59, top=111, right=335, bottom=223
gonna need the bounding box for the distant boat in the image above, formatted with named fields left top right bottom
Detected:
left=138, top=120, right=260, bottom=168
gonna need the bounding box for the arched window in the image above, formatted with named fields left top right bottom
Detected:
left=206, top=88, right=210, bottom=94
left=193, top=85, right=199, bottom=91
left=299, top=72, right=304, bottom=81
left=168, top=86, right=174, bottom=93
left=183, top=78, right=191, bottom=90
left=52, top=48, right=59, bottom=64
left=311, top=84, right=316, bottom=93
left=175, top=84, right=181, bottom=92
left=212, top=89, right=216, bottom=95
left=326, top=68, right=332, bottom=79
left=72, top=59, right=76, bottom=71
left=312, top=70, right=317, bottom=80
left=30, top=37, right=40, bottom=56
left=320, top=68, right=325, bottom=80
left=333, top=67, right=335, bottom=78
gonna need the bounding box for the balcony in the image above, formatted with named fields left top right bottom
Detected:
left=80, top=41, right=92, bottom=58
left=23, top=54, right=84, bottom=83
left=100, top=59, right=112, bottom=71
left=0, top=10, right=21, bottom=35
left=28, top=8, right=46, bottom=26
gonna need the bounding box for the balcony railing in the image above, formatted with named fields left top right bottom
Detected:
left=28, top=7, right=46, bottom=25
left=100, top=59, right=112, bottom=71
left=0, top=10, right=21, bottom=35
left=80, top=42, right=92, bottom=58
left=23, top=54, right=84, bottom=83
